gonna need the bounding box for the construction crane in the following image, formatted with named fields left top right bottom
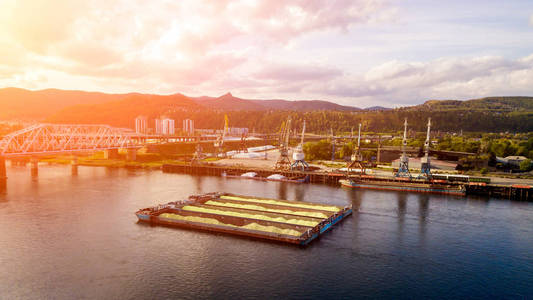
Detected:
left=214, top=114, right=229, bottom=158
left=418, top=118, right=432, bottom=179
left=291, top=120, right=308, bottom=171
left=395, top=118, right=411, bottom=178
left=346, top=123, right=366, bottom=175
left=275, top=117, right=292, bottom=170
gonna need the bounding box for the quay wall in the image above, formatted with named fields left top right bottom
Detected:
left=162, top=164, right=532, bottom=201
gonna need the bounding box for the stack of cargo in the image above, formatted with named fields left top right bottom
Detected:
left=136, top=192, right=352, bottom=245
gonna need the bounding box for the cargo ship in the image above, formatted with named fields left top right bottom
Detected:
left=135, top=192, right=352, bottom=245
left=339, top=177, right=466, bottom=196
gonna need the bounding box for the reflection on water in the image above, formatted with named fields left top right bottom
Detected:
left=194, top=175, right=204, bottom=193
left=294, top=184, right=306, bottom=202
left=1, top=165, right=533, bottom=299
left=0, top=179, right=6, bottom=197
left=277, top=182, right=288, bottom=200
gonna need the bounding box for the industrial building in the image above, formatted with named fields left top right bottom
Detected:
left=229, top=127, right=249, bottom=135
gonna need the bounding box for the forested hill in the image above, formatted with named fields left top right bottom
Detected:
left=46, top=93, right=200, bottom=126
left=47, top=96, right=533, bottom=133
left=194, top=92, right=362, bottom=111
left=414, top=97, right=533, bottom=112
left=0, top=87, right=134, bottom=120
left=1, top=88, right=532, bottom=132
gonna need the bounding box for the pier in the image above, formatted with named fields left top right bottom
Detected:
left=162, top=164, right=533, bottom=201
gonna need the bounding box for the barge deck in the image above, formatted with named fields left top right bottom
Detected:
left=135, top=192, right=352, bottom=245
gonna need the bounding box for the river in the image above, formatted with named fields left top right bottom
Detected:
left=1, top=165, right=532, bottom=299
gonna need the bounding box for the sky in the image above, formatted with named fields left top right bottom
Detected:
left=0, top=0, right=532, bottom=107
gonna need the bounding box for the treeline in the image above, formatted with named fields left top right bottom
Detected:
left=44, top=94, right=533, bottom=133
left=165, top=110, right=533, bottom=134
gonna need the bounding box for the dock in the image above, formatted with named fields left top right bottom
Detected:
left=135, top=192, right=353, bottom=245
left=162, top=164, right=533, bottom=201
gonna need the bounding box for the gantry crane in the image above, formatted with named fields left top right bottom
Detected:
left=418, top=118, right=432, bottom=179
left=275, top=117, right=292, bottom=170
left=395, top=118, right=411, bottom=178
left=346, top=123, right=366, bottom=175
left=214, top=114, right=229, bottom=158
left=291, top=120, right=308, bottom=171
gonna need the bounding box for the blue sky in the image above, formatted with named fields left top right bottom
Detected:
left=0, top=0, right=532, bottom=107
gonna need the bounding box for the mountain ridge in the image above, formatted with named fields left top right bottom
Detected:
left=1, top=88, right=532, bottom=126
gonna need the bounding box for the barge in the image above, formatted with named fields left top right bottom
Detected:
left=135, top=192, right=352, bottom=245
left=340, top=178, right=466, bottom=196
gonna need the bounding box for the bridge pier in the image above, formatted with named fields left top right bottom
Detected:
left=30, top=157, right=38, bottom=177
left=71, top=156, right=78, bottom=175
left=0, top=155, right=6, bottom=180
left=104, top=149, right=120, bottom=159
left=126, top=149, right=137, bottom=161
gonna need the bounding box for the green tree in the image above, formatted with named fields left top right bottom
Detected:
left=519, top=159, right=532, bottom=172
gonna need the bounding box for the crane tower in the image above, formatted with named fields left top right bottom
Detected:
left=291, top=120, right=309, bottom=171
left=346, top=123, right=366, bottom=175
left=275, top=117, right=292, bottom=170
left=418, top=118, right=432, bottom=179
left=395, top=118, right=411, bottom=178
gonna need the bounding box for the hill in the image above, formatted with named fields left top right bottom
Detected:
left=46, top=93, right=200, bottom=127
left=414, top=97, right=533, bottom=112
left=194, top=93, right=266, bottom=111
left=193, top=92, right=361, bottom=111
left=1, top=88, right=532, bottom=132
left=0, top=87, right=133, bottom=120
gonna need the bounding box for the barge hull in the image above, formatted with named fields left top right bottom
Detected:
left=137, top=214, right=303, bottom=244
left=135, top=192, right=352, bottom=246
left=340, top=180, right=465, bottom=196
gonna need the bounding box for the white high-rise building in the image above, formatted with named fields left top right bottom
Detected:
left=162, top=118, right=175, bottom=135
left=135, top=116, right=147, bottom=134
left=183, top=119, right=194, bottom=135
left=155, top=118, right=162, bottom=135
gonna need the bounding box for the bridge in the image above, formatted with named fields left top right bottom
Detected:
left=0, top=124, right=155, bottom=179
left=0, top=123, right=262, bottom=179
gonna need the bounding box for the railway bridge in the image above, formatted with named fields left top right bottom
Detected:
left=0, top=124, right=152, bottom=179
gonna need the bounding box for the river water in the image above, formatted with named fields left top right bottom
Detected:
left=0, top=165, right=532, bottom=299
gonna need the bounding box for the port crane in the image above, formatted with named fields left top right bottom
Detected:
left=418, top=118, right=432, bottom=179
left=238, top=133, right=248, bottom=153
left=214, top=114, right=229, bottom=158
left=191, top=142, right=204, bottom=165
left=346, top=123, right=366, bottom=175
left=275, top=117, right=292, bottom=170
left=395, top=118, right=411, bottom=178
left=291, top=120, right=309, bottom=171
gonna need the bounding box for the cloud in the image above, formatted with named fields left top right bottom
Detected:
left=304, top=54, right=533, bottom=106
left=530, top=13, right=533, bottom=26
left=1, top=0, right=533, bottom=108
left=254, top=63, right=343, bottom=81
left=0, top=0, right=388, bottom=96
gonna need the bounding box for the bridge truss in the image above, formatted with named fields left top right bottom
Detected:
left=0, top=124, right=144, bottom=156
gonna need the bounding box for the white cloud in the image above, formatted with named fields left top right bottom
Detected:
left=1, top=0, right=532, bottom=108
left=304, top=54, right=533, bottom=107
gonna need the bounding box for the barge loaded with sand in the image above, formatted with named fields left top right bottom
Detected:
left=135, top=192, right=352, bottom=245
